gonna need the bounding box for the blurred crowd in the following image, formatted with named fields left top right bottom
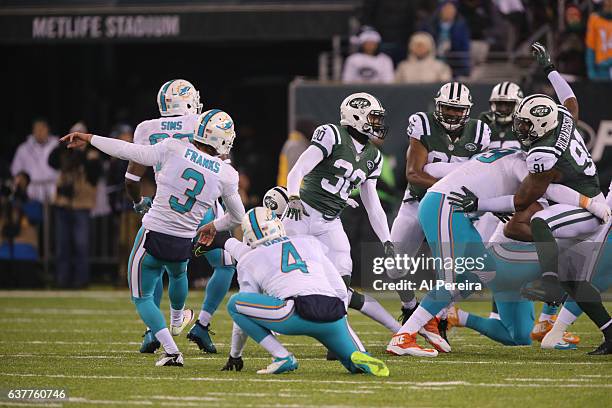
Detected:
left=342, top=0, right=612, bottom=83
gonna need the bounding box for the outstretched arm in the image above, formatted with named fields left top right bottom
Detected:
left=286, top=146, right=324, bottom=197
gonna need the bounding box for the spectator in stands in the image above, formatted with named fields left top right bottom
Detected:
left=586, top=0, right=612, bottom=80
left=276, top=118, right=316, bottom=187
left=557, top=4, right=587, bottom=78
left=395, top=31, right=453, bottom=83
left=423, top=0, right=471, bottom=78
left=0, top=172, right=39, bottom=260
left=10, top=118, right=59, bottom=203
left=342, top=28, right=395, bottom=83
left=48, top=122, right=103, bottom=288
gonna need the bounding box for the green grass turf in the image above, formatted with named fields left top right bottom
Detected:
left=0, top=290, right=610, bottom=408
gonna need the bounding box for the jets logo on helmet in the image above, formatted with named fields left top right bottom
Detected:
left=489, top=81, right=523, bottom=124
left=194, top=109, right=236, bottom=156
left=340, top=92, right=387, bottom=140
left=434, top=82, right=473, bottom=131
left=513, top=94, right=559, bottom=148
left=242, top=207, right=286, bottom=247
left=263, top=186, right=289, bottom=218
left=157, top=79, right=203, bottom=117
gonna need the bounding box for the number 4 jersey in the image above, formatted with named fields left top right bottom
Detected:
left=526, top=105, right=600, bottom=198
left=300, top=124, right=383, bottom=218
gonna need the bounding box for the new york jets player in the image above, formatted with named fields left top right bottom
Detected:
left=126, top=79, right=235, bottom=355
left=478, top=81, right=523, bottom=149
left=282, top=92, right=400, bottom=334
left=62, top=109, right=245, bottom=366
left=389, top=82, right=490, bottom=332
left=213, top=207, right=389, bottom=376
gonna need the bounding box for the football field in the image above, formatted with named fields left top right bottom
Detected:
left=1, top=290, right=610, bottom=407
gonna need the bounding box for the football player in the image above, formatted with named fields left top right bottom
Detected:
left=125, top=80, right=235, bottom=354
left=389, top=82, right=490, bottom=342
left=61, top=109, right=245, bottom=366
left=214, top=207, right=389, bottom=376
left=281, top=93, right=401, bottom=334
left=263, top=186, right=289, bottom=218
left=479, top=81, right=523, bottom=149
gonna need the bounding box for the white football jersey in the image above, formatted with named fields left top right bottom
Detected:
left=228, top=235, right=345, bottom=302
left=141, top=138, right=239, bottom=238
left=133, top=114, right=199, bottom=178
left=430, top=149, right=528, bottom=198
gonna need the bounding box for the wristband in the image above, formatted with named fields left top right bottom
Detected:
left=125, top=172, right=141, bottom=182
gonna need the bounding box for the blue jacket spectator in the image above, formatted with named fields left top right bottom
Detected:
left=422, top=0, right=471, bottom=78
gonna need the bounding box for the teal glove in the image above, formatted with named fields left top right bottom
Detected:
left=133, top=196, right=152, bottom=214
left=532, top=42, right=555, bottom=75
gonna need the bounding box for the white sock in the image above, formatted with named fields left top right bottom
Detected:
left=557, top=306, right=578, bottom=326
left=488, top=312, right=500, bottom=320
left=259, top=334, right=290, bottom=359
left=600, top=319, right=612, bottom=331
left=402, top=299, right=417, bottom=310
left=538, top=313, right=553, bottom=322
left=458, top=309, right=469, bottom=326
left=170, top=307, right=184, bottom=327
left=155, top=328, right=179, bottom=354
left=361, top=294, right=401, bottom=332
left=198, top=310, right=212, bottom=326
left=398, top=306, right=433, bottom=334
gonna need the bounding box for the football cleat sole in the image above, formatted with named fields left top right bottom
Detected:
left=170, top=309, right=195, bottom=336
left=350, top=351, right=389, bottom=377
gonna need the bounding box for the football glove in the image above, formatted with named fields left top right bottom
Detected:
left=133, top=196, right=152, bottom=214
left=584, top=199, right=611, bottom=224
left=447, top=186, right=479, bottom=212
left=286, top=195, right=309, bottom=221
left=346, top=198, right=360, bottom=208
left=532, top=42, right=555, bottom=75
left=383, top=241, right=395, bottom=258
left=493, top=212, right=513, bottom=223
left=221, top=355, right=244, bottom=372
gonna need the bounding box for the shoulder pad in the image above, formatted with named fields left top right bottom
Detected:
left=311, top=124, right=340, bottom=157
left=407, top=112, right=430, bottom=140
left=526, top=147, right=560, bottom=173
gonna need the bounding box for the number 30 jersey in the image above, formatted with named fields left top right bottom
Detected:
left=140, top=138, right=239, bottom=238
left=300, top=124, right=382, bottom=218
left=526, top=105, right=600, bottom=198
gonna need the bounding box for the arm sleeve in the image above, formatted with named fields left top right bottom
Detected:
left=286, top=145, right=324, bottom=196
left=224, top=237, right=251, bottom=263
left=213, top=192, right=245, bottom=232
left=359, top=178, right=391, bottom=242
left=423, top=162, right=462, bottom=178
left=229, top=322, right=249, bottom=358
left=544, top=183, right=582, bottom=207
left=91, top=135, right=166, bottom=167
left=547, top=71, right=575, bottom=104
left=477, top=195, right=516, bottom=213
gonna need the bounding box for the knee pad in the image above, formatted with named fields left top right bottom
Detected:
left=348, top=288, right=365, bottom=310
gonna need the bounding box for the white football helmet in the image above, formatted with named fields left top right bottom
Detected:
left=489, top=81, right=523, bottom=124
left=242, top=207, right=286, bottom=248
left=193, top=109, right=236, bottom=155
left=157, top=79, right=203, bottom=117
left=434, top=82, right=473, bottom=131
left=263, top=186, right=289, bottom=218
left=340, top=92, right=387, bottom=140
left=513, top=94, right=559, bottom=148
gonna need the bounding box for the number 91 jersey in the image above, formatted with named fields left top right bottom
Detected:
left=526, top=105, right=600, bottom=198
left=300, top=124, right=382, bottom=218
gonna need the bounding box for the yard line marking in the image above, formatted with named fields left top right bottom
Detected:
left=131, top=395, right=223, bottom=402
left=505, top=378, right=596, bottom=382
left=0, top=403, right=62, bottom=407
left=68, top=398, right=153, bottom=405
left=0, top=307, right=128, bottom=315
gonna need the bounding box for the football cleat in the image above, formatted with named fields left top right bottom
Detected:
left=155, top=352, right=184, bottom=367
left=445, top=305, right=463, bottom=330
left=350, top=351, right=389, bottom=377
left=139, top=329, right=161, bottom=354
left=419, top=317, right=451, bottom=353
left=186, top=321, right=217, bottom=353
left=587, top=339, right=612, bottom=355
left=386, top=332, right=438, bottom=357
left=170, top=309, right=195, bottom=336
left=531, top=317, right=580, bottom=344
left=256, top=354, right=298, bottom=374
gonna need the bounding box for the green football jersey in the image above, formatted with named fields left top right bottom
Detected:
left=478, top=111, right=520, bottom=149
left=526, top=105, right=600, bottom=198
left=405, top=111, right=491, bottom=200
left=300, top=124, right=383, bottom=218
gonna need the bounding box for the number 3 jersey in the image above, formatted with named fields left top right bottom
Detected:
left=225, top=235, right=346, bottom=302
left=300, top=124, right=383, bottom=218
left=526, top=105, right=600, bottom=198
left=404, top=111, right=491, bottom=201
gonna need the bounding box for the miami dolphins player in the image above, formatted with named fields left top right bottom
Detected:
left=478, top=81, right=523, bottom=149
left=387, top=147, right=608, bottom=357
left=125, top=79, right=236, bottom=354
left=282, top=92, right=401, bottom=335
left=389, top=82, right=490, bottom=339
left=62, top=109, right=245, bottom=366
left=211, top=207, right=389, bottom=376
